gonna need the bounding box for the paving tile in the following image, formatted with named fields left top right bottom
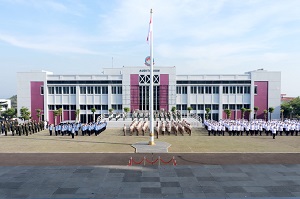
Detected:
left=242, top=186, right=268, bottom=193
left=161, top=187, right=182, bottom=194
left=119, top=186, right=141, bottom=194
left=0, top=182, right=23, bottom=189
left=222, top=186, right=247, bottom=193
left=118, top=193, right=140, bottom=198
left=141, top=181, right=161, bottom=187
left=292, top=192, right=300, bottom=196
left=141, top=187, right=162, bottom=194
left=53, top=187, right=79, bottom=194
left=140, top=193, right=163, bottom=198
left=174, top=168, right=194, bottom=177
left=226, top=192, right=252, bottom=198
left=181, top=186, right=203, bottom=193
left=204, top=192, right=228, bottom=198
left=161, top=181, right=180, bottom=187
left=140, top=176, right=160, bottom=182
left=202, top=185, right=225, bottom=193
left=162, top=193, right=184, bottom=198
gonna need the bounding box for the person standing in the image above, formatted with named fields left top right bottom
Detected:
left=49, top=124, right=53, bottom=136
left=272, top=125, right=276, bottom=139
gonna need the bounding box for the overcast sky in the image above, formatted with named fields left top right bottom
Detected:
left=0, top=0, right=299, bottom=99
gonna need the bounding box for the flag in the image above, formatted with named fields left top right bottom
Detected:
left=146, top=14, right=152, bottom=43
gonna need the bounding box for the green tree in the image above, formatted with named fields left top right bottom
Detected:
left=246, top=109, right=252, bottom=120
left=36, top=109, right=42, bottom=122
left=20, top=106, right=31, bottom=120
left=263, top=109, right=268, bottom=121
left=58, top=108, right=63, bottom=123
left=280, top=109, right=284, bottom=121
left=123, top=107, right=130, bottom=113
left=268, top=107, right=274, bottom=121
left=53, top=110, right=59, bottom=125
left=187, top=106, right=193, bottom=117
left=2, top=108, right=17, bottom=119
left=240, top=107, right=246, bottom=119
left=224, top=109, right=231, bottom=119
left=171, top=106, right=176, bottom=113
left=254, top=106, right=259, bottom=119
left=205, top=108, right=211, bottom=120
left=109, top=108, right=114, bottom=114
left=91, top=107, right=96, bottom=122
left=75, top=109, right=80, bottom=122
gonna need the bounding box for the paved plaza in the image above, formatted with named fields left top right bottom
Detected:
left=0, top=128, right=300, bottom=198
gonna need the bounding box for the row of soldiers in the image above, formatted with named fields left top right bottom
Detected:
left=131, top=110, right=182, bottom=121
left=0, top=120, right=45, bottom=136
left=204, top=119, right=300, bottom=137
left=48, top=121, right=107, bottom=138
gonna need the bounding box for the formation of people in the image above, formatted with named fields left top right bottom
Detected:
left=204, top=119, right=300, bottom=139
left=1, top=120, right=45, bottom=136
left=48, top=121, right=107, bottom=139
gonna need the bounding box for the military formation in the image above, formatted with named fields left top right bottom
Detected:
left=48, top=121, right=107, bottom=138
left=0, top=120, right=45, bottom=136
left=204, top=119, right=300, bottom=139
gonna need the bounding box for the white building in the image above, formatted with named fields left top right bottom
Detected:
left=17, top=67, right=281, bottom=124
left=0, top=99, right=11, bottom=112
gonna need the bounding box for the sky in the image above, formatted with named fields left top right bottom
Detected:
left=0, top=0, right=300, bottom=99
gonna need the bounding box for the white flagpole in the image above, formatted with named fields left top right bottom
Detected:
left=149, top=8, right=155, bottom=145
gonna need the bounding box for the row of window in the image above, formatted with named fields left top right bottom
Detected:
left=177, top=86, right=252, bottom=94
left=80, top=86, right=109, bottom=94
left=176, top=104, right=251, bottom=111
left=48, top=105, right=76, bottom=110
left=47, top=86, right=122, bottom=95
left=48, top=87, right=76, bottom=94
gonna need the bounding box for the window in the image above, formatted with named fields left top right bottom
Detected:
left=176, top=104, right=181, bottom=110
left=212, top=104, right=219, bottom=110
left=229, top=104, right=235, bottom=110
left=205, top=86, right=211, bottom=94
left=205, top=104, right=211, bottom=109
left=244, top=86, right=250, bottom=94
left=80, top=87, right=86, bottom=94
left=63, top=87, right=69, bottom=94
left=87, top=87, right=94, bottom=94
left=223, top=86, right=228, bottom=94
left=48, top=105, right=54, bottom=110
left=70, top=87, right=76, bottom=94
left=244, top=104, right=250, bottom=109
left=63, top=105, right=69, bottom=110
left=102, top=105, right=108, bottom=110
left=80, top=105, right=86, bottom=110
left=40, top=86, right=44, bottom=95
left=118, top=86, right=122, bottom=94
left=254, top=85, right=258, bottom=94
left=95, top=105, right=101, bottom=110
left=191, top=104, right=197, bottom=110
left=112, top=104, right=117, bottom=110
left=182, top=104, right=187, bottom=110
left=237, top=104, right=243, bottom=109
left=102, top=86, right=108, bottom=94
left=191, top=86, right=197, bottom=94
left=56, top=105, right=62, bottom=109
left=48, top=87, right=54, bottom=94
left=182, top=86, right=187, bottom=94
left=223, top=104, right=228, bottom=109
left=198, top=104, right=204, bottom=110
left=213, top=86, right=219, bottom=94
left=237, top=86, right=243, bottom=94
left=87, top=105, right=94, bottom=110
left=229, top=86, right=236, bottom=94
left=55, top=87, right=62, bottom=94
left=95, top=86, right=101, bottom=94
left=70, top=105, right=76, bottom=110
left=198, top=86, right=204, bottom=94
left=176, top=86, right=181, bottom=94
left=112, top=86, right=122, bottom=94
left=118, top=104, right=122, bottom=110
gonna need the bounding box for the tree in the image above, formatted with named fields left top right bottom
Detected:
left=91, top=107, right=96, bottom=122
left=36, top=109, right=42, bottom=122
left=205, top=108, right=211, bottom=120
left=254, top=106, right=259, bottom=119
left=1, top=108, right=17, bottom=119
left=20, top=106, right=31, bottom=120
left=240, top=107, right=246, bottom=119
left=123, top=107, right=130, bottom=120
left=75, top=109, right=80, bottom=122
left=224, top=109, right=231, bottom=119
left=246, top=109, right=252, bottom=120
left=280, top=109, right=284, bottom=121
left=53, top=110, right=59, bottom=125
left=187, top=106, right=193, bottom=117
left=58, top=108, right=63, bottom=123
left=268, top=107, right=274, bottom=121
left=109, top=108, right=114, bottom=114
left=281, top=97, right=300, bottom=119
left=171, top=106, right=176, bottom=113
left=263, top=109, right=268, bottom=121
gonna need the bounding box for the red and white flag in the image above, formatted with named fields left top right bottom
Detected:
left=146, top=15, right=152, bottom=43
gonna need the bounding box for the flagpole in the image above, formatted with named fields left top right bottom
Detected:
left=149, top=8, right=155, bottom=145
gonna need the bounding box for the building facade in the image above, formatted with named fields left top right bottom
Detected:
left=17, top=67, right=281, bottom=124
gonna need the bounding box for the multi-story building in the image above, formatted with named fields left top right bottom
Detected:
left=17, top=67, right=281, bottom=124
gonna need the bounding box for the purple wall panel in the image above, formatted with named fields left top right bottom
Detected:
left=30, top=81, right=44, bottom=121
left=159, top=74, right=169, bottom=111
left=48, top=111, right=54, bottom=124
left=70, top=111, right=76, bottom=120
left=130, top=74, right=139, bottom=111
left=254, top=81, right=268, bottom=119
left=63, top=111, right=69, bottom=121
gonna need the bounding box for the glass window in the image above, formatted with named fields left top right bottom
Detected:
left=40, top=86, right=44, bottom=95
left=80, top=87, right=86, bottom=94
left=205, top=86, right=211, bottom=94
left=118, top=86, right=122, bottom=94
left=55, top=87, right=62, bottom=94
left=254, top=85, right=258, bottom=94
left=244, top=86, right=250, bottom=94
left=182, top=104, right=187, bottom=110
left=48, top=87, right=54, bottom=94
left=223, top=104, right=228, bottom=109
left=205, top=104, right=211, bottom=109
left=102, top=86, right=108, bottom=94
left=102, top=105, right=108, bottom=110
left=176, top=104, right=181, bottom=110
left=95, top=86, right=101, bottom=94
left=237, top=104, right=243, bottom=109
left=63, top=87, right=69, bottom=94
left=87, top=105, right=94, bottom=110
left=229, top=104, right=235, bottom=110
left=48, top=105, right=54, bottom=110
left=198, top=86, right=204, bottom=94
left=213, top=86, right=219, bottom=94
left=191, top=104, right=197, bottom=110
left=70, top=87, right=76, bottom=94
left=223, top=86, right=228, bottom=94
left=112, top=86, right=117, bottom=94
left=70, top=105, right=76, bottom=110
left=182, top=86, right=187, bottom=94
left=230, top=86, right=236, bottom=94
left=198, top=104, right=204, bottom=110
left=244, top=104, right=250, bottom=109
left=212, top=104, right=219, bottom=110
left=191, top=86, right=197, bottom=94
left=95, top=105, right=101, bottom=110
left=56, top=105, right=62, bottom=109
left=80, top=105, right=86, bottom=110
left=176, top=86, right=181, bottom=94
left=87, top=87, right=94, bottom=94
